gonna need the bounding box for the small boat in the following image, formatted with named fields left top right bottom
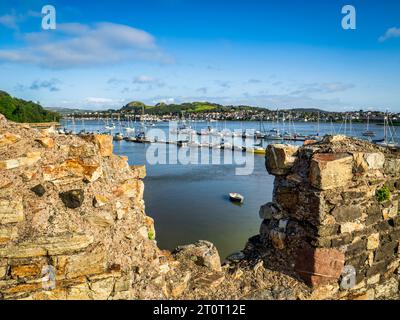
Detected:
left=362, top=130, right=376, bottom=137
left=124, top=136, right=136, bottom=142
left=177, top=140, right=189, bottom=147
left=363, top=113, right=376, bottom=137
left=105, top=124, right=116, bottom=131
left=125, top=127, right=136, bottom=133
left=113, top=133, right=124, bottom=141
left=255, top=131, right=266, bottom=139
left=253, top=147, right=266, bottom=155
left=229, top=193, right=244, bottom=203
left=233, top=145, right=244, bottom=152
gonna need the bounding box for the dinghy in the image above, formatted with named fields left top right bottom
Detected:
left=229, top=193, right=244, bottom=203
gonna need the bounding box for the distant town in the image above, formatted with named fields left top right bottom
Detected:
left=54, top=101, right=400, bottom=124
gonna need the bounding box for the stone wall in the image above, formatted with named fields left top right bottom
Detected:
left=257, top=136, right=400, bottom=299
left=3, top=112, right=399, bottom=300
left=0, top=114, right=167, bottom=299
left=0, top=114, right=246, bottom=301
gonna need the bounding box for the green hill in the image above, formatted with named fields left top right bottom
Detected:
left=0, top=91, right=60, bottom=123
left=120, top=101, right=265, bottom=115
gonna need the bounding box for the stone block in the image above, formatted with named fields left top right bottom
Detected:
left=35, top=137, right=55, bottom=149
left=0, top=132, right=21, bottom=148
left=259, top=202, right=278, bottom=220
left=295, top=247, right=345, bottom=287
left=86, top=211, right=114, bottom=228
left=0, top=226, right=18, bottom=245
left=130, top=165, right=147, bottom=179
left=59, top=189, right=84, bottom=209
left=367, top=233, right=380, bottom=250
left=89, top=277, right=115, bottom=300
left=67, top=283, right=92, bottom=300
left=11, top=264, right=41, bottom=279
left=92, top=195, right=109, bottom=208
left=332, top=206, right=362, bottom=223
left=112, top=179, right=140, bottom=198
left=0, top=198, right=24, bottom=225
left=270, top=229, right=286, bottom=250
left=0, top=152, right=41, bottom=170
left=340, top=222, right=364, bottom=234
left=309, top=153, right=353, bottom=190
left=174, top=240, right=222, bottom=272
left=43, top=159, right=102, bottom=185
left=0, top=233, right=93, bottom=258
left=82, top=135, right=113, bottom=157
left=375, top=277, right=399, bottom=299
left=384, top=158, right=400, bottom=175
left=265, top=144, right=299, bottom=176
left=374, top=241, right=398, bottom=262
left=364, top=153, right=385, bottom=170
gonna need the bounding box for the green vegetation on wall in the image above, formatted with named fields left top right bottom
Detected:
left=0, top=91, right=60, bottom=123
left=376, top=186, right=391, bottom=203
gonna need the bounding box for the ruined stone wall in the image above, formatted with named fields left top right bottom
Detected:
left=0, top=114, right=168, bottom=300
left=258, top=136, right=400, bottom=299
left=0, top=114, right=246, bottom=301
left=3, top=112, right=398, bottom=300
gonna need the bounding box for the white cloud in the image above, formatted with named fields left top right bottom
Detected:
left=0, top=10, right=41, bottom=31
left=152, top=97, right=175, bottom=104
left=0, top=13, right=19, bottom=30
left=0, top=22, right=170, bottom=68
left=15, top=78, right=61, bottom=92
left=85, top=97, right=117, bottom=104
left=133, top=75, right=157, bottom=84
left=30, top=79, right=61, bottom=92
left=379, top=27, right=400, bottom=42
left=290, top=82, right=355, bottom=95
left=132, top=75, right=165, bottom=90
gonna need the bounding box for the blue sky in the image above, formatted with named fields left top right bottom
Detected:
left=0, top=0, right=399, bottom=111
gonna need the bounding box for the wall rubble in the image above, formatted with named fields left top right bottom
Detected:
left=253, top=136, right=400, bottom=299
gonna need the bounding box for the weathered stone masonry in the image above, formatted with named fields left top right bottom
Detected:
left=2, top=111, right=399, bottom=300
left=0, top=114, right=230, bottom=300
left=0, top=114, right=164, bottom=300
left=258, top=136, right=400, bottom=299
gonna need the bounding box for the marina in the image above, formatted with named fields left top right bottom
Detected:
left=60, top=114, right=400, bottom=150
left=59, top=118, right=399, bottom=257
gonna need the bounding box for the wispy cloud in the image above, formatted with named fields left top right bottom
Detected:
left=379, top=27, right=400, bottom=42
left=30, top=79, right=61, bottom=92
left=196, top=87, right=208, bottom=94
left=132, top=75, right=165, bottom=90
left=152, top=97, right=175, bottom=104
left=0, top=22, right=170, bottom=68
left=0, top=10, right=41, bottom=31
left=85, top=97, right=116, bottom=104
left=290, top=82, right=355, bottom=95
left=84, top=97, right=125, bottom=108
left=247, top=79, right=262, bottom=84
left=133, top=75, right=158, bottom=84
left=215, top=80, right=231, bottom=89
left=15, top=78, right=61, bottom=92
left=0, top=12, right=20, bottom=30
left=107, top=78, right=128, bottom=85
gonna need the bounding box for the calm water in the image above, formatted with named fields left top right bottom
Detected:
left=61, top=119, right=393, bottom=258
